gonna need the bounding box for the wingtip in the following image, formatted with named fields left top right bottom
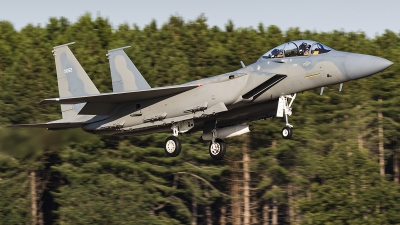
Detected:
left=39, top=98, right=59, bottom=105
left=7, top=124, right=32, bottom=128
left=39, top=100, right=47, bottom=105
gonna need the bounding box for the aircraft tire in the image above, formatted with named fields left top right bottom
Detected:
left=164, top=136, right=182, bottom=157
left=209, top=139, right=226, bottom=160
left=281, top=126, right=292, bottom=139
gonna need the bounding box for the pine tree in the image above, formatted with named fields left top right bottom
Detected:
left=299, top=142, right=400, bottom=224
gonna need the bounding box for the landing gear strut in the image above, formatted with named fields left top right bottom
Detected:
left=277, top=94, right=296, bottom=139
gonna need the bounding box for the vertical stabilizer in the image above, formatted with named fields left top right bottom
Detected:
left=52, top=42, right=100, bottom=119
left=107, top=46, right=151, bottom=92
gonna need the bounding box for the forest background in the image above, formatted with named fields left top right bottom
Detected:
left=1, top=13, right=400, bottom=225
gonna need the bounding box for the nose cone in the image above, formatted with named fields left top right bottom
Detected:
left=344, top=53, right=393, bottom=79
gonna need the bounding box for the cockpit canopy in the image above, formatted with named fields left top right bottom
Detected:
left=262, top=40, right=333, bottom=59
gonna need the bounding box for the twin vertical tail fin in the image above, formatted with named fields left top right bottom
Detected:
left=52, top=42, right=100, bottom=120
left=107, top=46, right=151, bottom=92
left=52, top=44, right=149, bottom=121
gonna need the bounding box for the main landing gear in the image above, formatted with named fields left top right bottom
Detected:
left=164, top=136, right=181, bottom=157
left=164, top=123, right=184, bottom=157
left=163, top=120, right=227, bottom=160
left=208, top=129, right=226, bottom=160
left=277, top=94, right=296, bottom=139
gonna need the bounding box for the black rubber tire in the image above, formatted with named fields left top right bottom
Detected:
left=164, top=136, right=182, bottom=157
left=281, top=126, right=293, bottom=139
left=209, top=138, right=226, bottom=160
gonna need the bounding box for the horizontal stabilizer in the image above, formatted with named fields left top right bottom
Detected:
left=40, top=84, right=199, bottom=105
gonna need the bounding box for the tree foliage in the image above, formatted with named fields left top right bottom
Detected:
left=1, top=14, right=400, bottom=224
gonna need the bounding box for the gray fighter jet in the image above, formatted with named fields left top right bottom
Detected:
left=11, top=40, right=392, bottom=160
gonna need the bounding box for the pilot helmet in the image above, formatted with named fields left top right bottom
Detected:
left=271, top=49, right=280, bottom=56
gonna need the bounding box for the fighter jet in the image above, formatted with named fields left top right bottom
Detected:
left=11, top=40, right=392, bottom=160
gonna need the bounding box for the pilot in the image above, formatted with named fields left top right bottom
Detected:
left=271, top=49, right=283, bottom=58
left=299, top=42, right=311, bottom=56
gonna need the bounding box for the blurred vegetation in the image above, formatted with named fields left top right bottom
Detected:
left=1, top=13, right=400, bottom=224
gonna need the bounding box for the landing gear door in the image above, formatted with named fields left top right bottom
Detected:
left=276, top=97, right=284, bottom=117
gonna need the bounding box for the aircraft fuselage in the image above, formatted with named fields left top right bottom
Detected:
left=82, top=50, right=390, bottom=137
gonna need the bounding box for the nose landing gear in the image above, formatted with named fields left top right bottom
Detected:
left=281, top=126, right=292, bottom=139
left=277, top=94, right=296, bottom=139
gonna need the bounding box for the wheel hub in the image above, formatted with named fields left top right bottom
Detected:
left=165, top=140, right=176, bottom=153
left=210, top=143, right=221, bottom=155
left=282, top=129, right=289, bottom=137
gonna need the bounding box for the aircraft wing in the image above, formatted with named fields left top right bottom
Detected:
left=8, top=122, right=86, bottom=129
left=40, top=84, right=199, bottom=105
